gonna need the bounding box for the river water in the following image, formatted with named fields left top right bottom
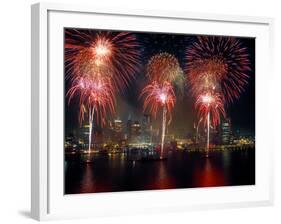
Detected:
left=65, top=149, right=255, bottom=194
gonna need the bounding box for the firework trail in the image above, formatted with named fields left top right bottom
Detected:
left=65, top=29, right=141, bottom=92
left=195, top=117, right=203, bottom=144
left=140, top=81, right=176, bottom=158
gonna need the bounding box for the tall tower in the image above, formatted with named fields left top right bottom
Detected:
left=131, top=121, right=141, bottom=143
left=142, top=114, right=152, bottom=143
left=221, top=118, right=232, bottom=145
left=113, top=119, right=123, bottom=143
left=126, top=114, right=132, bottom=142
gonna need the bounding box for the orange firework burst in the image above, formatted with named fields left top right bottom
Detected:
left=188, top=58, right=228, bottom=95
left=65, top=29, right=141, bottom=92
left=140, top=81, right=176, bottom=119
left=147, top=52, right=183, bottom=84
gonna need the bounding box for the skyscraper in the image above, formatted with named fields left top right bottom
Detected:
left=221, top=118, right=232, bottom=144
left=131, top=121, right=141, bottom=143
left=126, top=114, right=132, bottom=142
left=142, top=114, right=152, bottom=143
left=113, top=119, right=123, bottom=142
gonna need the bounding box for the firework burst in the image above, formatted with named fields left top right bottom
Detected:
left=147, top=52, right=183, bottom=84
left=67, top=76, right=115, bottom=126
left=186, top=36, right=251, bottom=103
left=195, top=91, right=226, bottom=128
left=140, top=81, right=176, bottom=119
left=65, top=29, right=141, bottom=92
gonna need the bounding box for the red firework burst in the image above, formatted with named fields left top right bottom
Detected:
left=67, top=76, right=115, bottom=126
left=65, top=29, right=141, bottom=92
left=195, top=91, right=226, bottom=128
left=186, top=36, right=251, bottom=103
left=140, top=81, right=176, bottom=119
left=147, top=52, right=183, bottom=83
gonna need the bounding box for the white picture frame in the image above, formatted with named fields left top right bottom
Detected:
left=31, top=2, right=274, bottom=221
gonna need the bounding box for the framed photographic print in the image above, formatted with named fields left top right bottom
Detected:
left=31, top=2, right=274, bottom=221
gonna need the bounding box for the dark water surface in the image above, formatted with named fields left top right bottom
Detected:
left=65, top=149, right=255, bottom=194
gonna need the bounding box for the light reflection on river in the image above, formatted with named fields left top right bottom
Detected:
left=65, top=149, right=255, bottom=194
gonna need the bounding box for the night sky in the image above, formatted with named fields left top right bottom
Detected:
left=65, top=29, right=255, bottom=137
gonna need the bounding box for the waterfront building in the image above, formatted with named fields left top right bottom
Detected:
left=221, top=118, right=232, bottom=144
left=142, top=114, right=152, bottom=143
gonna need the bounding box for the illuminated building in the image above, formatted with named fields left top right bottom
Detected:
left=175, top=138, right=193, bottom=149
left=142, top=114, right=152, bottom=143
left=76, top=122, right=92, bottom=148
left=126, top=114, right=132, bottom=141
left=114, top=119, right=123, bottom=132
left=64, top=134, right=78, bottom=152
left=130, top=121, right=141, bottom=143
left=113, top=119, right=123, bottom=142
left=221, top=118, right=232, bottom=144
